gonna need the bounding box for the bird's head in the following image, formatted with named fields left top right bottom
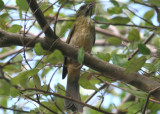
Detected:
left=76, top=2, right=95, bottom=18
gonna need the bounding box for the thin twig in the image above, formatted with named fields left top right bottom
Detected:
left=26, top=1, right=58, bottom=34
left=26, top=0, right=57, bottom=39
left=131, top=0, right=156, bottom=8
left=22, top=88, right=113, bottom=114
left=128, top=31, right=156, bottom=60
left=127, top=8, right=154, bottom=26
left=142, top=86, right=160, bottom=114
left=47, top=67, right=59, bottom=91
left=53, top=1, right=67, bottom=34
left=95, top=20, right=154, bottom=29
left=0, top=105, right=30, bottom=113
left=84, top=83, right=108, bottom=103
left=0, top=48, right=31, bottom=59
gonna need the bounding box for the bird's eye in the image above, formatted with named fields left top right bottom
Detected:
left=80, top=5, right=86, bottom=10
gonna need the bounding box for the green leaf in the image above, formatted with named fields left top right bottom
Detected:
left=3, top=54, right=22, bottom=72
left=0, top=97, right=8, bottom=107
left=147, top=0, right=160, bottom=7
left=16, top=0, right=29, bottom=11
left=0, top=0, right=4, bottom=8
left=0, top=13, right=9, bottom=22
left=34, top=43, right=50, bottom=55
left=34, top=43, right=45, bottom=55
left=10, top=87, right=20, bottom=97
left=41, top=67, right=51, bottom=78
left=79, top=73, right=98, bottom=91
left=138, top=44, right=151, bottom=55
left=45, top=49, right=63, bottom=64
left=58, top=0, right=66, bottom=5
left=119, top=101, right=133, bottom=109
left=128, top=89, right=147, bottom=99
left=55, top=83, right=65, bottom=96
left=7, top=24, right=22, bottom=33
left=3, top=64, right=21, bottom=73
left=112, top=54, right=127, bottom=67
left=128, top=28, right=140, bottom=42
left=0, top=18, right=7, bottom=30
left=0, top=80, right=10, bottom=96
left=58, top=21, right=73, bottom=37
left=78, top=47, right=84, bottom=64
left=39, top=102, right=59, bottom=113
left=11, top=69, right=40, bottom=85
left=119, top=83, right=147, bottom=99
left=106, top=37, right=122, bottom=45
left=33, top=75, right=41, bottom=89
left=13, top=54, right=23, bottom=62
left=125, top=56, right=146, bottom=74
left=107, top=7, right=122, bottom=14
left=100, top=24, right=109, bottom=29
left=110, top=0, right=120, bottom=7
left=119, top=101, right=140, bottom=114
left=109, top=16, right=130, bottom=24
left=54, top=84, right=65, bottom=110
left=39, top=2, right=53, bottom=16
left=144, top=63, right=156, bottom=73
left=94, top=15, right=108, bottom=23
left=143, top=10, right=154, bottom=20
left=96, top=52, right=110, bottom=62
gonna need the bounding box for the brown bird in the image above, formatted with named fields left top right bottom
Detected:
left=62, top=3, right=95, bottom=112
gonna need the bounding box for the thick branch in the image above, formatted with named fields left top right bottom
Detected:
left=54, top=39, right=160, bottom=100
left=26, top=0, right=57, bottom=39
left=23, top=0, right=160, bottom=100
left=95, top=27, right=129, bottom=42
left=0, top=29, right=44, bottom=47
left=1, top=29, right=160, bottom=100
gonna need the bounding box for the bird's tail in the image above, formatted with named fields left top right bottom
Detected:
left=65, top=78, right=83, bottom=112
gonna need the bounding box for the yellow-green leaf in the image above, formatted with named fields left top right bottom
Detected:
left=11, top=69, right=40, bottom=85
left=109, top=16, right=130, bottom=24
left=33, top=75, right=41, bottom=89
left=106, top=37, right=122, bottom=45
left=78, top=47, right=84, bottom=64
left=128, top=28, right=140, bottom=42
left=94, top=15, right=108, bottom=23
left=0, top=0, right=4, bottom=8
left=112, top=54, right=127, bottom=67
left=108, top=7, right=122, bottom=14
left=138, top=44, right=151, bottom=55
left=16, top=0, right=29, bottom=11
left=45, top=49, right=63, bottom=64
left=7, top=24, right=22, bottom=33
left=10, top=87, right=20, bottom=97
left=79, top=73, right=98, bottom=91
left=96, top=52, right=110, bottom=62
left=125, top=56, right=146, bottom=74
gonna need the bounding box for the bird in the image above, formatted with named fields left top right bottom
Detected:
left=62, top=2, right=95, bottom=112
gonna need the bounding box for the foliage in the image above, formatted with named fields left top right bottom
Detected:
left=0, top=0, right=160, bottom=113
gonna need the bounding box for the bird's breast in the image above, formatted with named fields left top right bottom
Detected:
left=69, top=17, right=95, bottom=52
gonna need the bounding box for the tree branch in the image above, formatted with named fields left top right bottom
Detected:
left=95, top=27, right=129, bottom=42
left=26, top=0, right=57, bottom=39
left=128, top=31, right=156, bottom=60
left=22, top=88, right=113, bottom=114
left=23, top=0, right=160, bottom=101
left=0, top=29, right=44, bottom=47
left=0, top=105, right=30, bottom=113
left=1, top=27, right=160, bottom=101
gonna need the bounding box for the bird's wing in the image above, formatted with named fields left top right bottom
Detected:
left=93, top=25, right=96, bottom=46
left=62, top=25, right=75, bottom=79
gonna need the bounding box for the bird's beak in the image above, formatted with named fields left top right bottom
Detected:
left=87, top=2, right=95, bottom=9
